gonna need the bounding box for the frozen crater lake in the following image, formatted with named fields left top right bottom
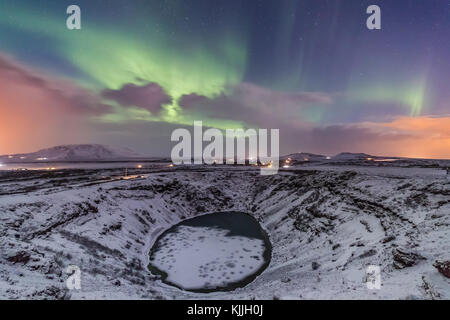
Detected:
left=148, top=212, right=272, bottom=293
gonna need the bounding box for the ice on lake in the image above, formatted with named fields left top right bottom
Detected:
left=148, top=212, right=271, bottom=292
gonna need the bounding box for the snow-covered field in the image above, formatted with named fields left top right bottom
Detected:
left=0, top=163, right=449, bottom=300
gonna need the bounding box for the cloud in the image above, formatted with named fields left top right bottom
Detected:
left=0, top=54, right=111, bottom=116
left=353, top=116, right=450, bottom=158
left=102, top=83, right=172, bottom=114
left=277, top=116, right=450, bottom=159
left=179, top=83, right=450, bottom=159
left=88, top=115, right=450, bottom=159
left=179, top=82, right=333, bottom=127
left=362, top=115, right=450, bottom=138
left=232, top=82, right=333, bottom=106
left=0, top=54, right=111, bottom=154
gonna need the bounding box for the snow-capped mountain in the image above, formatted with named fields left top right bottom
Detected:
left=0, top=144, right=144, bottom=162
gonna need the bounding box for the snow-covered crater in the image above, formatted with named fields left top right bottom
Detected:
left=0, top=165, right=448, bottom=300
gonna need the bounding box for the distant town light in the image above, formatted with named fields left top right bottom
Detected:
left=137, top=164, right=143, bottom=169
left=8, top=155, right=13, bottom=159
left=168, top=164, right=174, bottom=168
left=36, top=157, right=48, bottom=161
left=283, top=165, right=290, bottom=168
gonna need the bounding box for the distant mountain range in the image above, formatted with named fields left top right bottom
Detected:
left=0, top=144, right=146, bottom=162
left=2, top=144, right=446, bottom=164
left=332, top=152, right=375, bottom=160
left=281, top=152, right=378, bottom=162
left=281, top=152, right=329, bottom=162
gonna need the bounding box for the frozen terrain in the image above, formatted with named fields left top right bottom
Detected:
left=149, top=224, right=268, bottom=292
left=0, top=161, right=449, bottom=300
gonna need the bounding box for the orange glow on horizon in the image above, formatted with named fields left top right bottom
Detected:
left=359, top=115, right=450, bottom=159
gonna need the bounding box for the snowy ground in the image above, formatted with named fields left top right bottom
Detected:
left=0, top=163, right=449, bottom=300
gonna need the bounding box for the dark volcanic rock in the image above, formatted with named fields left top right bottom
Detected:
left=358, top=249, right=377, bottom=259
left=32, top=285, right=70, bottom=300
left=433, top=260, right=450, bottom=278
left=381, top=235, right=396, bottom=243
left=392, top=248, right=425, bottom=269
left=7, top=251, right=31, bottom=264
left=332, top=244, right=341, bottom=250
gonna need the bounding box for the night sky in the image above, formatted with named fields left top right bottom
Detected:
left=1, top=0, right=449, bottom=158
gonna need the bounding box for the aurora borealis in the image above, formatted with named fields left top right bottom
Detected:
left=0, top=0, right=449, bottom=158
